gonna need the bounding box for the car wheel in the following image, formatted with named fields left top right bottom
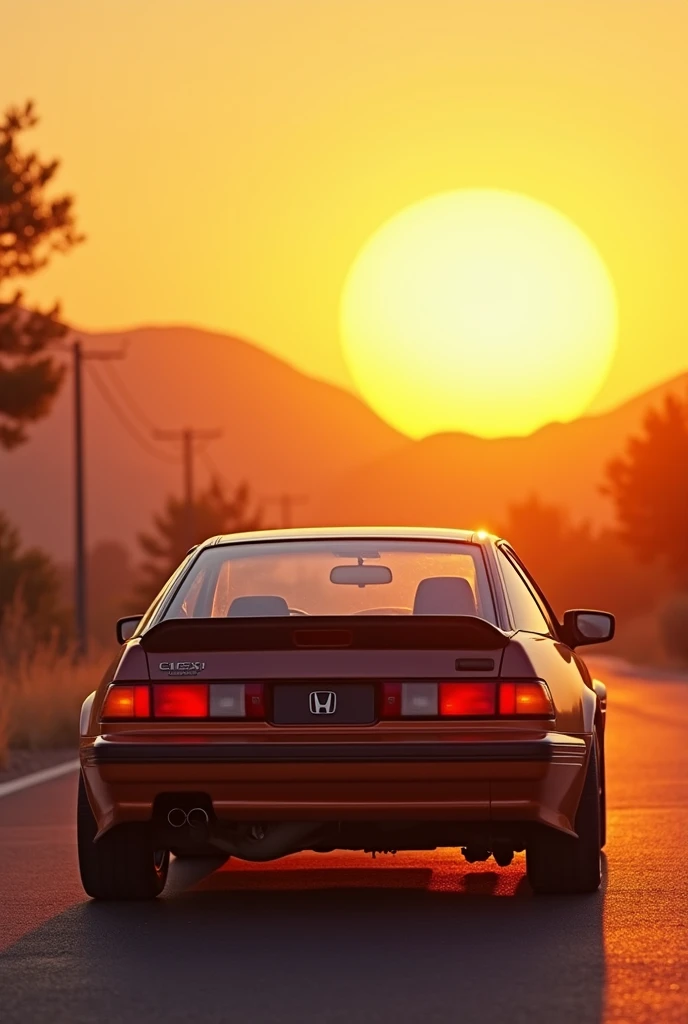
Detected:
left=526, top=741, right=602, bottom=895
left=77, top=773, right=169, bottom=900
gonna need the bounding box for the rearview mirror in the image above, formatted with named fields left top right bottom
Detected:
left=116, top=615, right=143, bottom=645
left=562, top=610, right=615, bottom=648
left=330, top=565, right=393, bottom=587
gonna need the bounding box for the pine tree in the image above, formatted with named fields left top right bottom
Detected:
left=135, top=479, right=261, bottom=605
left=0, top=100, right=83, bottom=448
left=604, top=392, right=688, bottom=584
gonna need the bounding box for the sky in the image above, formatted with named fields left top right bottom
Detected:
left=1, top=0, right=687, bottom=419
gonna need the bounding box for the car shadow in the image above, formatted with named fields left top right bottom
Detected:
left=0, top=855, right=606, bottom=1024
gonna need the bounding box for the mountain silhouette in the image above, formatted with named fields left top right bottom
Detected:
left=313, top=370, right=688, bottom=531
left=1, top=323, right=685, bottom=557
left=0, top=325, right=403, bottom=558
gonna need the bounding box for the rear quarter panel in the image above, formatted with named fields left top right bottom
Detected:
left=502, top=633, right=596, bottom=734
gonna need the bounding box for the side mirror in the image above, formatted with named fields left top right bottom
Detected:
left=116, top=615, right=143, bottom=645
left=562, top=609, right=615, bottom=648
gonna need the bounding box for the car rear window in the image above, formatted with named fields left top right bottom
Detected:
left=162, top=539, right=497, bottom=623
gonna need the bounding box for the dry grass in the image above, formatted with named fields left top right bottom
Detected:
left=0, top=605, right=112, bottom=766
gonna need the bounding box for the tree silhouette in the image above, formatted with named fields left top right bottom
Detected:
left=500, top=494, right=669, bottom=619
left=135, top=478, right=262, bottom=606
left=0, top=100, right=83, bottom=449
left=0, top=511, right=66, bottom=650
left=604, top=392, right=688, bottom=584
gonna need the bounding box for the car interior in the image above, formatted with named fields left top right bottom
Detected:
left=226, top=575, right=478, bottom=617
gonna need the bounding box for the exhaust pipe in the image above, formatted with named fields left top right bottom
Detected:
left=187, top=807, right=210, bottom=828
left=167, top=807, right=188, bottom=828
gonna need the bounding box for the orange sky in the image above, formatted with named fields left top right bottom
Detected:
left=2, top=0, right=687, bottom=418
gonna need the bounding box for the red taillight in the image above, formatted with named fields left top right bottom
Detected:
left=499, top=681, right=553, bottom=717
left=153, top=683, right=209, bottom=718
left=102, top=684, right=150, bottom=719
left=380, top=682, right=402, bottom=718
left=244, top=682, right=265, bottom=719
left=439, top=682, right=496, bottom=717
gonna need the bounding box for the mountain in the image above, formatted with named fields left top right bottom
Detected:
left=0, top=325, right=404, bottom=558
left=1, top=322, right=686, bottom=559
left=313, top=371, right=688, bottom=532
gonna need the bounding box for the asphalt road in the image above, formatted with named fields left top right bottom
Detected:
left=1, top=661, right=686, bottom=1024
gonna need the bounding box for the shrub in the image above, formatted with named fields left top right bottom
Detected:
left=0, top=601, right=112, bottom=764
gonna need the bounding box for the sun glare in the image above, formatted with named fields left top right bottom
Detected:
left=340, top=190, right=618, bottom=439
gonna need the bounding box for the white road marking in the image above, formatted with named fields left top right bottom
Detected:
left=0, top=759, right=79, bottom=799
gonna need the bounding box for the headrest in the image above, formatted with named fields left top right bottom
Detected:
left=412, top=576, right=477, bottom=616
left=228, top=595, right=290, bottom=617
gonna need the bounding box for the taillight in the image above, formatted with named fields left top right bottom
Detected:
left=244, top=682, right=266, bottom=719
left=439, top=682, right=496, bottom=717
left=101, top=682, right=267, bottom=720
left=102, top=684, right=150, bottom=719
left=498, top=681, right=554, bottom=717
left=402, top=681, right=439, bottom=716
left=378, top=679, right=552, bottom=718
left=153, top=683, right=209, bottom=718
left=380, top=682, right=402, bottom=717
left=205, top=682, right=266, bottom=718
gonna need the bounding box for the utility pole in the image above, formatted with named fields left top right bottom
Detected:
left=154, top=427, right=222, bottom=549
left=73, top=341, right=86, bottom=658
left=71, top=339, right=126, bottom=657
left=264, top=493, right=308, bottom=529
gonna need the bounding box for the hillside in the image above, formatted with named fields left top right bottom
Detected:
left=1, top=322, right=686, bottom=558
left=312, top=372, right=688, bottom=531
left=0, top=325, right=404, bottom=557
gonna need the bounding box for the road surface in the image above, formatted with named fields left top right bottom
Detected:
left=1, top=661, right=686, bottom=1023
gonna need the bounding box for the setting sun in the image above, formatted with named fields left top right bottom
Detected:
left=340, top=190, right=618, bottom=439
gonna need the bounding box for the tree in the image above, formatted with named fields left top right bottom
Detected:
left=604, top=392, right=688, bottom=584
left=499, top=495, right=669, bottom=620
left=0, top=100, right=83, bottom=449
left=0, top=511, right=67, bottom=657
left=135, top=478, right=262, bottom=605
left=57, top=541, right=135, bottom=647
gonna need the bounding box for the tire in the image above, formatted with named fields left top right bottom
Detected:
left=599, top=737, right=607, bottom=849
left=526, top=741, right=602, bottom=895
left=77, top=773, right=169, bottom=900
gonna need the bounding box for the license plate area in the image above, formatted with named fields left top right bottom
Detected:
left=271, top=683, right=376, bottom=725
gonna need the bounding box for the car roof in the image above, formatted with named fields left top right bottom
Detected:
left=201, top=526, right=501, bottom=549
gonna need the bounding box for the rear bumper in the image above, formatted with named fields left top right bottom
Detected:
left=83, top=738, right=574, bottom=765
left=80, top=734, right=589, bottom=839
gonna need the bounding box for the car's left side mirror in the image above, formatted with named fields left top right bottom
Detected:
left=561, top=609, right=615, bottom=648
left=116, top=615, right=143, bottom=645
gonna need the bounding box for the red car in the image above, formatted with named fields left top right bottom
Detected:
left=78, top=527, right=613, bottom=899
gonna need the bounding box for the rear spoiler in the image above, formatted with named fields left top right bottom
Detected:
left=140, top=616, right=511, bottom=653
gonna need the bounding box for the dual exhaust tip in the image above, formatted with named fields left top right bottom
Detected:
left=167, top=807, right=210, bottom=828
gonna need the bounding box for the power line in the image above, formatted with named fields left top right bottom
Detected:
left=101, top=357, right=160, bottom=434
left=199, top=445, right=223, bottom=480
left=153, top=427, right=223, bottom=549
left=263, top=493, right=309, bottom=528
left=85, top=362, right=181, bottom=465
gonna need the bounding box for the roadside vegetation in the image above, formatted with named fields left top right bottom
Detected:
left=500, top=389, right=688, bottom=667
left=0, top=618, right=110, bottom=768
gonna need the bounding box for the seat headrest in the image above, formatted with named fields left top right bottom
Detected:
left=412, top=576, right=477, bottom=616
left=228, top=595, right=290, bottom=617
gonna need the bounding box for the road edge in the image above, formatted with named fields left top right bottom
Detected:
left=0, top=759, right=79, bottom=799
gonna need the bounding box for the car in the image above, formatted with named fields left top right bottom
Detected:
left=77, top=526, right=613, bottom=900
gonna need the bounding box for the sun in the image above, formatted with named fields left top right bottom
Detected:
left=340, top=190, right=618, bottom=439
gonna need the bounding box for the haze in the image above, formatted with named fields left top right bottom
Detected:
left=1, top=0, right=687, bottom=417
